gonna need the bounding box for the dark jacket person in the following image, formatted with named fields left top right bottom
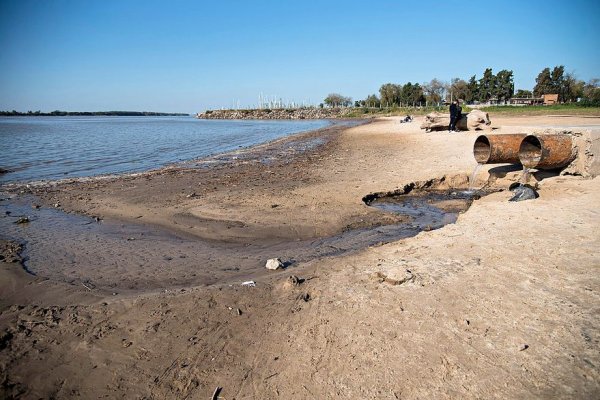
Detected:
left=449, top=100, right=461, bottom=132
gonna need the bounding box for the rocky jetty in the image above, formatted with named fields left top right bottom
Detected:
left=196, top=107, right=352, bottom=120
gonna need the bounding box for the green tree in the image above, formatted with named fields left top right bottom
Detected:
left=550, top=65, right=565, bottom=100
left=515, top=89, right=533, bottom=97
left=323, top=93, right=352, bottom=107
left=466, top=75, right=478, bottom=103
left=409, top=83, right=426, bottom=105
left=400, top=82, right=424, bottom=106
left=533, top=67, right=552, bottom=97
left=364, top=94, right=380, bottom=107
left=495, top=69, right=514, bottom=102
left=533, top=65, right=579, bottom=102
left=400, top=82, right=413, bottom=105
left=582, top=78, right=600, bottom=105
left=562, top=73, right=584, bottom=102
left=478, top=68, right=496, bottom=102
left=379, top=83, right=402, bottom=107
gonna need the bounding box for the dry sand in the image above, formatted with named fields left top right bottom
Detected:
left=1, top=115, right=599, bottom=399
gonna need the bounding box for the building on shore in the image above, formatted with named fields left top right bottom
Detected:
left=542, top=93, right=559, bottom=105
left=507, top=93, right=559, bottom=106
left=508, top=97, right=544, bottom=106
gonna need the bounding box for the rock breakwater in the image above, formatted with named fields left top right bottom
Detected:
left=196, top=108, right=353, bottom=120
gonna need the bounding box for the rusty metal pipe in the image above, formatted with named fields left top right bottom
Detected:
left=518, top=134, right=575, bottom=170
left=473, top=134, right=527, bottom=164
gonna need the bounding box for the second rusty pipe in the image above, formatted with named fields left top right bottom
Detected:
left=518, top=134, right=575, bottom=170
left=473, top=134, right=527, bottom=164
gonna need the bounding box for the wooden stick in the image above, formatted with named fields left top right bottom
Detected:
left=264, top=372, right=278, bottom=381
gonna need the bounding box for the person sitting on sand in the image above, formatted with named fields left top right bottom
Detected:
left=449, top=100, right=461, bottom=132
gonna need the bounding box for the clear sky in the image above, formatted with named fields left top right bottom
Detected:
left=1, top=0, right=598, bottom=113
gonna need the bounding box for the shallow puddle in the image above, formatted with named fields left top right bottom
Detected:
left=366, top=189, right=481, bottom=232
left=1, top=192, right=312, bottom=294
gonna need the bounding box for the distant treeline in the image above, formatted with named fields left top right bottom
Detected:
left=0, top=110, right=189, bottom=116
left=325, top=65, right=600, bottom=108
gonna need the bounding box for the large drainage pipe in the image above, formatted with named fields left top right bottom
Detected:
left=473, top=134, right=527, bottom=164
left=518, top=134, right=575, bottom=170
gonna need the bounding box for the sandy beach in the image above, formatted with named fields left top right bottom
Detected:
left=1, top=115, right=599, bottom=399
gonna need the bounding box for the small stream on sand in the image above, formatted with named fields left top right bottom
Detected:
left=366, top=189, right=481, bottom=230
left=0, top=186, right=488, bottom=293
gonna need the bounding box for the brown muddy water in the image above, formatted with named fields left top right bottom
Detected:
left=0, top=187, right=487, bottom=294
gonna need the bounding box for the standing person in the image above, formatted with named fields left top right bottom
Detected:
left=449, top=99, right=461, bottom=132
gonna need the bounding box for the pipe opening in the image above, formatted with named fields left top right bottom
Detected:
left=519, top=135, right=542, bottom=167
left=473, top=135, right=491, bottom=164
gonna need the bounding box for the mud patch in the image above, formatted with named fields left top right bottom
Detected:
left=366, top=190, right=478, bottom=231
left=363, top=176, right=492, bottom=234
left=0, top=239, right=24, bottom=264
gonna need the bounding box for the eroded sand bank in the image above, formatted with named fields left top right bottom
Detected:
left=1, top=115, right=599, bottom=399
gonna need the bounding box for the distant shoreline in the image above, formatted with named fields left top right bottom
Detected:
left=0, top=111, right=190, bottom=117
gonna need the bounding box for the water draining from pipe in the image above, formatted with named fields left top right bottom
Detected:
left=469, top=163, right=484, bottom=191
left=521, top=166, right=531, bottom=183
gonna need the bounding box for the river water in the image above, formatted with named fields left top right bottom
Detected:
left=0, top=116, right=331, bottom=184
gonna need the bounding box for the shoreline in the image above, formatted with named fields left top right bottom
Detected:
left=3, top=119, right=367, bottom=214
left=1, top=115, right=599, bottom=398
left=1, top=119, right=380, bottom=294
left=0, top=117, right=340, bottom=187
left=3, top=119, right=351, bottom=189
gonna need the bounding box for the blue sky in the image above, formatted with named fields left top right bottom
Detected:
left=1, top=0, right=598, bottom=113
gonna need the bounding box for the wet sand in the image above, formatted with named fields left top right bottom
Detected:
left=2, top=120, right=414, bottom=293
left=1, top=115, right=599, bottom=398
